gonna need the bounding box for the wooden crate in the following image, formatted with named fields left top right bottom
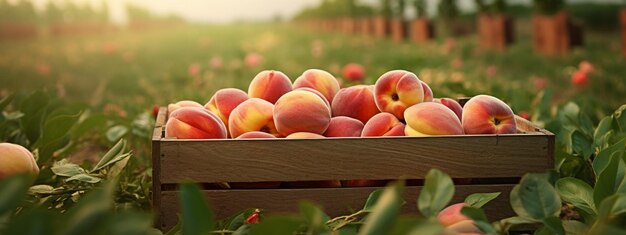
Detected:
left=152, top=107, right=554, bottom=230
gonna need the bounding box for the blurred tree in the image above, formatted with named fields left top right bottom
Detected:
left=413, top=0, right=426, bottom=18
left=438, top=0, right=458, bottom=21
left=44, top=2, right=63, bottom=24
left=533, top=0, right=564, bottom=15
left=392, top=0, right=406, bottom=19
left=380, top=0, right=392, bottom=17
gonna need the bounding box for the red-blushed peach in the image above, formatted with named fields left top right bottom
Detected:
left=421, top=81, right=433, bottom=102
left=0, top=143, right=39, bottom=180
left=248, top=70, right=292, bottom=104
left=167, top=100, right=203, bottom=115
left=204, top=88, right=249, bottom=133
left=404, top=102, right=464, bottom=136
left=229, top=98, right=279, bottom=138
left=292, top=69, right=340, bottom=104
left=374, top=70, right=424, bottom=120
left=342, top=63, right=365, bottom=82
left=438, top=203, right=470, bottom=227
left=235, top=131, right=277, bottom=139
left=331, top=85, right=380, bottom=124
left=462, top=95, right=517, bottom=134
left=274, top=90, right=331, bottom=136
left=323, top=116, right=364, bottom=137
left=285, top=132, right=326, bottom=139
left=294, top=87, right=330, bottom=109
left=434, top=98, right=463, bottom=121
left=438, top=203, right=484, bottom=235
left=165, top=107, right=227, bottom=139
left=361, top=112, right=405, bottom=137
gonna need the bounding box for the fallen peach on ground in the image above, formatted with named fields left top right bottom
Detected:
left=0, top=143, right=39, bottom=180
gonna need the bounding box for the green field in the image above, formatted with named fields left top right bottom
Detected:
left=1, top=19, right=626, bottom=234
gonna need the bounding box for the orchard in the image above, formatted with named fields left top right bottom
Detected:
left=1, top=0, right=626, bottom=235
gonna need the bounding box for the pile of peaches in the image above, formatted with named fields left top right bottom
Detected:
left=165, top=69, right=517, bottom=139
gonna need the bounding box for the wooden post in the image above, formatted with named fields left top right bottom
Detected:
left=410, top=18, right=434, bottom=44
left=372, top=16, right=388, bottom=38
left=390, top=19, right=406, bottom=43
left=621, top=9, right=626, bottom=56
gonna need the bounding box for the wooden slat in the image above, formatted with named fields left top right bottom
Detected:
left=159, top=134, right=551, bottom=183
left=158, top=184, right=514, bottom=230
left=152, top=107, right=167, bottom=141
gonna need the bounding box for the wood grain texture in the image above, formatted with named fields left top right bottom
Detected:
left=158, top=184, right=514, bottom=230
left=159, top=134, right=551, bottom=183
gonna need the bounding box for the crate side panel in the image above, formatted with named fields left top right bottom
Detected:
left=159, top=184, right=514, bottom=230
left=160, top=136, right=550, bottom=183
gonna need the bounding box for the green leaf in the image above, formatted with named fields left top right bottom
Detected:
left=71, top=113, right=107, bottom=138
left=497, top=216, right=537, bottom=232
left=0, top=94, right=14, bottom=111
left=333, top=224, right=357, bottom=235
left=464, top=192, right=501, bottom=208
left=179, top=183, right=214, bottom=235
left=93, top=139, right=127, bottom=172
left=249, top=216, right=301, bottom=235
left=223, top=208, right=256, bottom=231
left=300, top=201, right=330, bottom=233
left=613, top=104, right=626, bottom=133
left=405, top=221, right=444, bottom=235
left=0, top=174, right=32, bottom=216
left=571, top=130, right=593, bottom=160
left=51, top=160, right=86, bottom=177
left=19, top=90, right=49, bottom=144
left=66, top=174, right=102, bottom=184
left=1, top=207, right=54, bottom=235
left=358, top=181, right=404, bottom=235
left=597, top=194, right=626, bottom=221
left=593, top=138, right=626, bottom=176
left=36, top=112, right=80, bottom=164
left=594, top=116, right=614, bottom=147
left=108, top=211, right=161, bottom=235
left=541, top=216, right=565, bottom=235
left=60, top=180, right=115, bottom=235
left=363, top=189, right=384, bottom=210
left=515, top=173, right=561, bottom=220
left=593, top=154, right=626, bottom=207
left=417, top=169, right=454, bottom=218
left=232, top=224, right=251, bottom=235
left=461, top=206, right=488, bottom=222
left=106, top=125, right=129, bottom=143
left=555, top=177, right=597, bottom=216
left=28, top=185, right=55, bottom=195
left=562, top=220, right=588, bottom=235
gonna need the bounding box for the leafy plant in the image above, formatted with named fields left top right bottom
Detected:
left=533, top=0, right=565, bottom=15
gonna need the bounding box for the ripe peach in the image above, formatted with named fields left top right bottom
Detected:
left=248, top=70, right=292, bottom=104
left=285, top=132, right=326, bottom=139
left=361, top=112, right=405, bottom=137
left=462, top=95, right=517, bottom=134
left=438, top=203, right=483, bottom=235
left=421, top=81, right=433, bottom=102
left=165, top=107, right=227, bottom=139
left=342, top=63, right=365, bottom=82
left=0, top=143, right=39, bottom=180
left=274, top=90, right=331, bottom=136
left=235, top=131, right=277, bottom=139
left=229, top=98, right=279, bottom=138
left=434, top=98, right=463, bottom=121
left=331, top=85, right=379, bottom=124
left=294, top=87, right=330, bottom=109
left=204, top=88, right=249, bottom=133
left=292, top=69, right=340, bottom=104
left=323, top=116, right=364, bottom=137
left=571, top=70, right=588, bottom=87
left=404, top=102, right=464, bottom=136
left=374, top=70, right=424, bottom=120
left=167, top=100, right=203, bottom=115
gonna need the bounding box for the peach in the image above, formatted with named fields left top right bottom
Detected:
left=204, top=88, right=249, bottom=133
left=323, top=116, right=364, bottom=137
left=361, top=112, right=405, bottom=137
left=229, top=98, right=279, bottom=138
left=292, top=69, right=340, bottom=104
left=374, top=70, right=424, bottom=120
left=331, top=85, right=379, bottom=124
left=285, top=132, right=326, bottom=139
left=443, top=220, right=484, bottom=235
left=248, top=70, right=292, bottom=104
left=294, top=87, right=330, bottom=109
left=235, top=131, right=277, bottom=139
left=274, top=90, right=331, bottom=136
left=167, top=100, right=203, bottom=115
left=439, top=203, right=484, bottom=235
left=434, top=98, right=463, bottom=121
left=404, top=102, right=464, bottom=136
left=462, top=95, right=517, bottom=134
left=342, top=63, right=365, bottom=82
left=421, top=81, right=433, bottom=102
left=165, top=107, right=227, bottom=139
left=0, top=143, right=39, bottom=180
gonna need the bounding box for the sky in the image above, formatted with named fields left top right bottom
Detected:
left=23, top=0, right=625, bottom=24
